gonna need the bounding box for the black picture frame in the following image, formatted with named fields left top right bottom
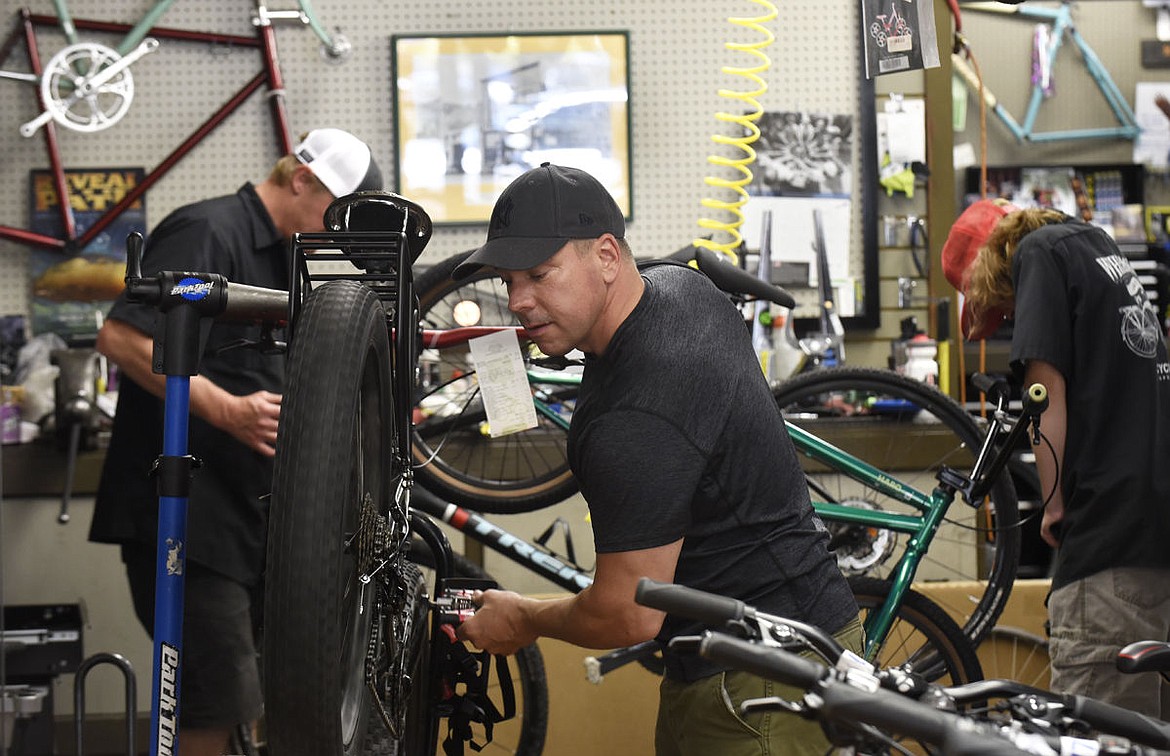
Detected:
left=391, top=31, right=632, bottom=226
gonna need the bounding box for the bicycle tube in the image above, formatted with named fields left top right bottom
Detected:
left=413, top=249, right=578, bottom=513
left=264, top=281, right=408, bottom=755
left=850, top=576, right=983, bottom=686
left=407, top=544, right=550, bottom=756
left=773, top=367, right=1021, bottom=649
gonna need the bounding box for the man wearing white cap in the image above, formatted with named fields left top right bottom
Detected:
left=90, top=128, right=381, bottom=756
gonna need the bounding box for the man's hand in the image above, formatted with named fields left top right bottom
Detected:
left=456, top=589, right=538, bottom=656
left=1040, top=500, right=1064, bottom=549
left=224, top=390, right=282, bottom=457
left=97, top=318, right=283, bottom=456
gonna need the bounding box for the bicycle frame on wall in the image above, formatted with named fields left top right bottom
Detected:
left=0, top=4, right=298, bottom=253
left=952, top=1, right=1141, bottom=144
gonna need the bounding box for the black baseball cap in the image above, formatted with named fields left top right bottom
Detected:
left=452, top=163, right=625, bottom=280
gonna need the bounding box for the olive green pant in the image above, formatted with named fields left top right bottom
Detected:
left=655, top=616, right=865, bottom=756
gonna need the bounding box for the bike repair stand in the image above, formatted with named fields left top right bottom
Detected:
left=122, top=232, right=232, bottom=756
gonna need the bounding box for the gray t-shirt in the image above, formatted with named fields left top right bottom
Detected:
left=568, top=262, right=856, bottom=680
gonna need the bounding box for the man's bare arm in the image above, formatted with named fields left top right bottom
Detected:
left=1025, top=359, right=1066, bottom=548
left=96, top=318, right=281, bottom=456
left=456, top=538, right=684, bottom=656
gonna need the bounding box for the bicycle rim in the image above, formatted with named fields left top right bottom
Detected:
left=977, top=626, right=1050, bottom=690
left=413, top=250, right=578, bottom=513
left=408, top=545, right=550, bottom=755
left=850, top=576, right=983, bottom=685
left=264, top=281, right=402, bottom=756
left=773, top=367, right=1021, bottom=648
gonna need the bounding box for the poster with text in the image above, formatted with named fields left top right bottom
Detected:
left=28, top=168, right=145, bottom=339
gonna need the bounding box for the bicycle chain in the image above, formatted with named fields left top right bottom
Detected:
left=356, top=488, right=416, bottom=741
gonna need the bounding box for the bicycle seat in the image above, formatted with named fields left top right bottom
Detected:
left=1117, top=640, right=1170, bottom=674
left=324, top=190, right=433, bottom=262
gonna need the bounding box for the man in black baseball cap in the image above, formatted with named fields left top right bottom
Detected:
left=455, top=164, right=861, bottom=756
left=453, top=162, right=625, bottom=280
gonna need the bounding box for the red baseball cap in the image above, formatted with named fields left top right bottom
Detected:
left=941, top=199, right=1017, bottom=341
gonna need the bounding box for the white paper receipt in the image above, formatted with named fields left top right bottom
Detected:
left=468, top=328, right=539, bottom=437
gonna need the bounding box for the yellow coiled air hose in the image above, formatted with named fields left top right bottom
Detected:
left=693, top=0, right=777, bottom=266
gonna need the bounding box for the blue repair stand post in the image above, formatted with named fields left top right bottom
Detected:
left=122, top=232, right=232, bottom=756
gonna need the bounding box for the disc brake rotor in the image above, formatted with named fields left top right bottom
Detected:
left=828, top=498, right=898, bottom=575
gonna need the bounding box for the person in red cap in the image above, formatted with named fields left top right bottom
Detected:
left=454, top=164, right=862, bottom=755
left=943, top=197, right=1170, bottom=718
left=90, top=129, right=381, bottom=756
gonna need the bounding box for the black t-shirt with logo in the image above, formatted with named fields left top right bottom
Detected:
left=569, top=263, right=857, bottom=680
left=90, top=183, right=287, bottom=587
left=1010, top=220, right=1170, bottom=589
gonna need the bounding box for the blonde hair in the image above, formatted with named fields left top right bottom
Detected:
left=964, top=206, right=1066, bottom=336
left=267, top=132, right=328, bottom=192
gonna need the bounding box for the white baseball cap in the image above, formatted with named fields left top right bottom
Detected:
left=294, top=128, right=383, bottom=197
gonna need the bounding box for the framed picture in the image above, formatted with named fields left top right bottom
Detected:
left=391, top=31, right=631, bottom=225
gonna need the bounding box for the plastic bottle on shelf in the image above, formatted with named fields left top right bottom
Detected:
left=903, top=333, right=938, bottom=386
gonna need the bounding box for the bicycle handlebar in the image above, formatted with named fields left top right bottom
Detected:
left=698, top=633, right=1031, bottom=755
left=701, top=632, right=1170, bottom=756
left=635, top=578, right=848, bottom=666
left=635, top=577, right=747, bottom=626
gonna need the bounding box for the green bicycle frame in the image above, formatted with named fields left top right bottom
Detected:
left=786, top=421, right=958, bottom=659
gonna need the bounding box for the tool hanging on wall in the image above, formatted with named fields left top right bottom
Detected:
left=693, top=0, right=777, bottom=265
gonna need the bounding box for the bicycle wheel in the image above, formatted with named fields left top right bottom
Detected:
left=977, top=626, right=1051, bottom=690
left=850, top=576, right=983, bottom=686
left=265, top=281, right=422, bottom=755
left=773, top=367, right=1021, bottom=649
left=413, top=250, right=579, bottom=513
left=407, top=541, right=550, bottom=756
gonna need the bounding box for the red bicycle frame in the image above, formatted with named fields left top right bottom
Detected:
left=0, top=7, right=294, bottom=253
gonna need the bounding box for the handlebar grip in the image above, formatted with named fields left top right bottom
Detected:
left=1023, top=383, right=1048, bottom=415
left=1067, top=695, right=1170, bottom=750
left=971, top=372, right=1009, bottom=404
left=698, top=633, right=824, bottom=689
left=635, top=578, right=746, bottom=626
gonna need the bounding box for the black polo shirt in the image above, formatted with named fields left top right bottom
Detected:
left=90, top=183, right=288, bottom=586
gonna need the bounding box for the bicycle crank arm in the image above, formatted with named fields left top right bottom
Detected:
left=20, top=38, right=159, bottom=137
left=1, top=71, right=38, bottom=83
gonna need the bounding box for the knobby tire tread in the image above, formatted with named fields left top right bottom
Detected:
left=264, top=281, right=395, bottom=756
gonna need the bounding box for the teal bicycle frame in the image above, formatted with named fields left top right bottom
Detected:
left=952, top=1, right=1140, bottom=143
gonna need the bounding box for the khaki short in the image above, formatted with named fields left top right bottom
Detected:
left=1048, top=566, right=1170, bottom=720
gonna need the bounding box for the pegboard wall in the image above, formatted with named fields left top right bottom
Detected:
left=0, top=0, right=866, bottom=324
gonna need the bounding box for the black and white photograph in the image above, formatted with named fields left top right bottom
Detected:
left=747, top=111, right=853, bottom=198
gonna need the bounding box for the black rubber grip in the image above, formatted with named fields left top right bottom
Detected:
left=635, top=578, right=745, bottom=626
left=971, top=372, right=1009, bottom=404
left=1069, top=695, right=1170, bottom=749
left=697, top=633, right=823, bottom=689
